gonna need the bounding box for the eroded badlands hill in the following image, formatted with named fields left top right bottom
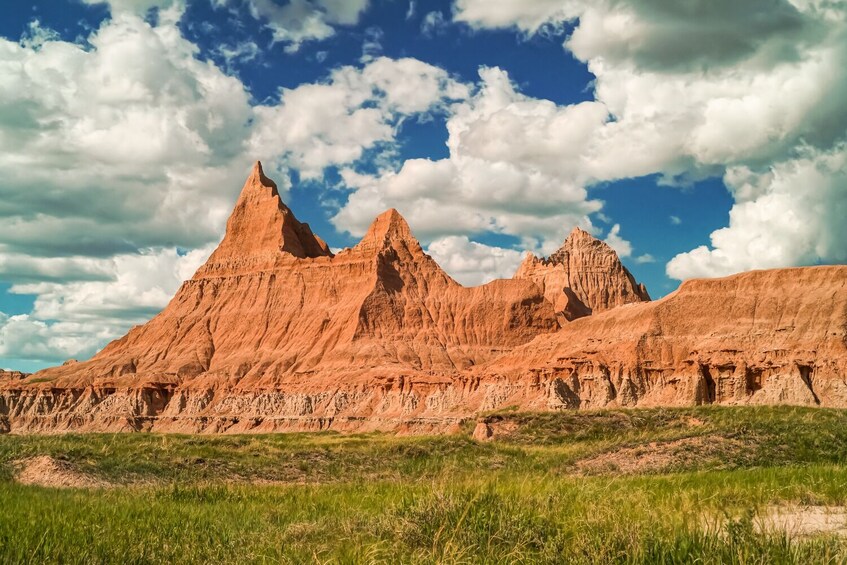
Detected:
left=515, top=227, right=650, bottom=322
left=0, top=163, right=844, bottom=434
left=476, top=266, right=847, bottom=411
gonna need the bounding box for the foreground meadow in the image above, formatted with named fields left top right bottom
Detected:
left=2, top=406, right=847, bottom=563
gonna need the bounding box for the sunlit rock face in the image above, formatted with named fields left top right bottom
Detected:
left=514, top=226, right=650, bottom=323
left=1, top=164, right=844, bottom=434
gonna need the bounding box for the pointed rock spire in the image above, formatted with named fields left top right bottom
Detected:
left=202, top=161, right=331, bottom=270
left=356, top=208, right=421, bottom=253
left=245, top=160, right=279, bottom=196
left=515, top=226, right=650, bottom=322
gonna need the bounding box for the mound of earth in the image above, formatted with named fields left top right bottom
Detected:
left=14, top=456, right=110, bottom=489
left=574, top=436, right=750, bottom=475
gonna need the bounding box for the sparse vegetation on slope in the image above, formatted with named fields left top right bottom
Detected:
left=2, top=406, right=847, bottom=563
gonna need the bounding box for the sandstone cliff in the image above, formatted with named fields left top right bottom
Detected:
left=475, top=265, right=847, bottom=410
left=0, top=163, right=844, bottom=434
left=514, top=227, right=650, bottom=322
left=0, top=371, right=26, bottom=382
left=0, top=163, right=558, bottom=433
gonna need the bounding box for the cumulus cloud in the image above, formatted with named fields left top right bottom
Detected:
left=453, top=0, right=847, bottom=279
left=603, top=224, right=632, bottom=258
left=0, top=13, right=255, bottom=258
left=0, top=312, right=110, bottom=363
left=453, top=0, right=569, bottom=32
left=81, top=0, right=183, bottom=16
left=426, top=236, right=525, bottom=286
left=0, top=12, right=467, bottom=365
left=333, top=67, right=601, bottom=253
left=667, top=146, right=847, bottom=279
left=0, top=245, right=213, bottom=363
left=214, top=0, right=370, bottom=53
left=249, top=56, right=469, bottom=179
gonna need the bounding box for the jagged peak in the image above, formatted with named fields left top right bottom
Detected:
left=542, top=226, right=613, bottom=264
left=356, top=208, right=420, bottom=251
left=563, top=226, right=606, bottom=248
left=514, top=223, right=651, bottom=317
left=199, top=162, right=332, bottom=267
left=243, top=160, right=279, bottom=197
left=565, top=226, right=594, bottom=242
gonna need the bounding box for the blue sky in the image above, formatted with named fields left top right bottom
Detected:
left=1, top=0, right=845, bottom=372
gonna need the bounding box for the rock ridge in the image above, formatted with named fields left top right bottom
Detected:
left=0, top=165, right=844, bottom=435
left=515, top=227, right=650, bottom=322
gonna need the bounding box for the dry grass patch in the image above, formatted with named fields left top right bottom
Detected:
left=756, top=505, right=847, bottom=539
left=574, top=435, right=750, bottom=474
left=14, top=456, right=111, bottom=489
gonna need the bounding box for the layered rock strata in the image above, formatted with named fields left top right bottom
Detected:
left=514, top=227, right=650, bottom=322
left=1, top=163, right=844, bottom=434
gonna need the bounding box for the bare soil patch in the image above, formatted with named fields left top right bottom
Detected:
left=575, top=435, right=749, bottom=474
left=14, top=456, right=111, bottom=489
left=756, top=505, right=847, bottom=539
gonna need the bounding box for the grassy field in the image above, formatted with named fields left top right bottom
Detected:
left=2, top=406, right=847, bottom=563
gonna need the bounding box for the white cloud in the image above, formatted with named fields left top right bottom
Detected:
left=426, top=236, right=524, bottom=286
left=214, top=40, right=260, bottom=70
left=670, top=215, right=682, bottom=225
left=0, top=254, right=113, bottom=284
left=421, top=11, right=447, bottom=36
left=223, top=0, right=370, bottom=53
left=667, top=146, right=847, bottom=279
left=603, top=224, right=632, bottom=258
left=81, top=0, right=183, bottom=16
left=20, top=20, right=61, bottom=50
left=333, top=67, right=602, bottom=254
left=360, top=26, right=384, bottom=62
left=634, top=253, right=655, bottom=264
left=453, top=0, right=847, bottom=279
left=0, top=312, right=110, bottom=363
left=0, top=245, right=213, bottom=363
left=249, top=56, right=468, bottom=179
left=0, top=13, right=255, bottom=257
left=454, top=0, right=570, bottom=33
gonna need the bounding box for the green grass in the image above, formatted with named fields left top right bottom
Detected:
left=2, top=406, right=847, bottom=563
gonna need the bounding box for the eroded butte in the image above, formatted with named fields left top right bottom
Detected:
left=1, top=162, right=844, bottom=434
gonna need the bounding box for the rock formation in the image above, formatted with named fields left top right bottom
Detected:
left=514, top=227, right=650, bottom=322
left=476, top=265, right=847, bottom=410
left=0, top=370, right=26, bottom=382
left=0, top=163, right=844, bottom=434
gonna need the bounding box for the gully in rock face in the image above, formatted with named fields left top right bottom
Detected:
left=0, top=163, right=844, bottom=434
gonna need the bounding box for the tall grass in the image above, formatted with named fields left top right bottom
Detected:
left=2, top=406, right=847, bottom=563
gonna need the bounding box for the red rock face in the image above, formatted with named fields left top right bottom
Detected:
left=480, top=266, right=847, bottom=410
left=514, top=227, right=650, bottom=322
left=0, top=164, right=844, bottom=434
left=0, top=371, right=27, bottom=382
left=203, top=161, right=332, bottom=273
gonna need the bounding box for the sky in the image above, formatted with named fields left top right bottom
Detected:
left=0, top=0, right=845, bottom=372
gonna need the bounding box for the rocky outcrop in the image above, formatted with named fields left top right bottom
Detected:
left=0, top=370, right=27, bottom=382
left=0, top=163, right=559, bottom=433
left=0, top=163, right=844, bottom=435
left=514, top=227, right=650, bottom=322
left=482, top=266, right=847, bottom=410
